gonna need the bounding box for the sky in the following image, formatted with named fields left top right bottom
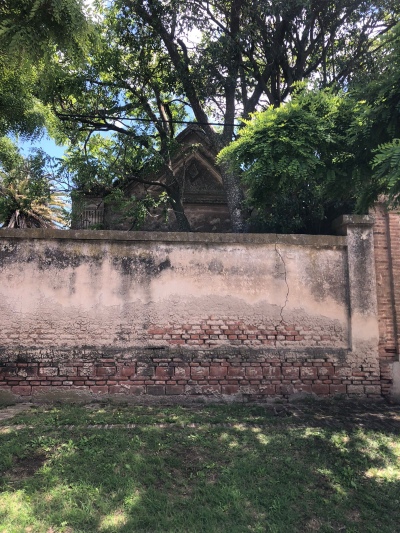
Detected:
left=17, top=135, right=66, bottom=161
left=39, top=137, right=66, bottom=159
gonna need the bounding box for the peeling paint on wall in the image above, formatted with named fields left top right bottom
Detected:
left=0, top=225, right=382, bottom=401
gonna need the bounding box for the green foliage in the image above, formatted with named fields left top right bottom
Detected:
left=104, top=188, right=169, bottom=230
left=39, top=5, right=194, bottom=229
left=349, top=23, right=400, bottom=211
left=39, top=0, right=400, bottom=232
left=219, top=21, right=400, bottom=233
left=371, top=140, right=400, bottom=205
left=175, top=0, right=400, bottom=108
left=59, top=135, right=124, bottom=195
left=0, top=0, right=92, bottom=141
left=0, top=57, right=48, bottom=139
left=0, top=137, right=23, bottom=172
left=218, top=88, right=358, bottom=233
left=0, top=0, right=91, bottom=62
left=0, top=139, right=67, bottom=228
left=2, top=0, right=399, bottom=231
left=59, top=133, right=173, bottom=229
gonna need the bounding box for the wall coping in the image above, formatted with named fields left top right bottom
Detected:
left=332, top=215, right=375, bottom=236
left=0, top=228, right=346, bottom=247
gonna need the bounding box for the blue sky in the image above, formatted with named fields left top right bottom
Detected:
left=18, top=135, right=66, bottom=160
left=38, top=137, right=66, bottom=159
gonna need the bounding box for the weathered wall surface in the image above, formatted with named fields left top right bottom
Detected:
left=0, top=222, right=381, bottom=402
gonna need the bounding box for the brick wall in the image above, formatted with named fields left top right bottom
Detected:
left=146, top=318, right=345, bottom=348
left=0, top=347, right=382, bottom=401
left=0, top=224, right=382, bottom=403
left=372, top=204, right=400, bottom=397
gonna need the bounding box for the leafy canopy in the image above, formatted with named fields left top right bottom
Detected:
left=0, top=0, right=92, bottom=230
left=218, top=87, right=360, bottom=232
left=40, top=0, right=400, bottom=232
left=1, top=1, right=399, bottom=231
left=0, top=0, right=92, bottom=61
left=218, top=20, right=400, bottom=233
left=0, top=0, right=92, bottom=140
left=351, top=23, right=400, bottom=209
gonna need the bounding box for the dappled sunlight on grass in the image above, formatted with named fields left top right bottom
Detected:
left=365, top=466, right=400, bottom=481
left=0, top=403, right=400, bottom=532
left=123, top=489, right=141, bottom=508
left=0, top=490, right=50, bottom=532
left=255, top=432, right=270, bottom=445
left=99, top=508, right=129, bottom=531
left=231, top=423, right=248, bottom=431
left=316, top=466, right=349, bottom=496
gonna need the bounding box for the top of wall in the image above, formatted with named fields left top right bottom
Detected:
left=0, top=229, right=346, bottom=247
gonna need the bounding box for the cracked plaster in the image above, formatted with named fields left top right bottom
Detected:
left=0, top=235, right=350, bottom=351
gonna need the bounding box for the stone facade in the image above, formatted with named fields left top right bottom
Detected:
left=73, top=126, right=231, bottom=232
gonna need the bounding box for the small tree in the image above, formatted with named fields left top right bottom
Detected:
left=0, top=139, right=67, bottom=228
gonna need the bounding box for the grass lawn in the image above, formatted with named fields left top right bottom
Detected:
left=0, top=401, right=400, bottom=533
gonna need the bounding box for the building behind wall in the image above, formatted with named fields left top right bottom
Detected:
left=72, top=125, right=231, bottom=233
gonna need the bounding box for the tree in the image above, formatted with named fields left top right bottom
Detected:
left=0, top=0, right=91, bottom=229
left=45, top=0, right=400, bottom=232
left=0, top=0, right=91, bottom=62
left=0, top=0, right=92, bottom=139
left=0, top=138, right=67, bottom=228
left=218, top=23, right=400, bottom=233
left=350, top=23, right=400, bottom=209
left=218, top=86, right=360, bottom=233
left=0, top=57, right=47, bottom=139
left=371, top=140, right=400, bottom=206
left=58, top=134, right=171, bottom=230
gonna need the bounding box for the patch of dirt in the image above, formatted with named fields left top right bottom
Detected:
left=305, top=517, right=322, bottom=531
left=281, top=401, right=400, bottom=433
left=6, top=453, right=46, bottom=482
left=0, top=403, right=33, bottom=423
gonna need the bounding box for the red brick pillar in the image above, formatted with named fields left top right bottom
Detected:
left=371, top=203, right=400, bottom=399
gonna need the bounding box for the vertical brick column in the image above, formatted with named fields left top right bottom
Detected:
left=371, top=203, right=400, bottom=399
left=372, top=204, right=398, bottom=357
left=334, top=215, right=379, bottom=355
left=387, top=212, right=400, bottom=352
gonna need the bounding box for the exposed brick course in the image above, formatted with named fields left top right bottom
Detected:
left=143, top=317, right=346, bottom=349
left=0, top=347, right=382, bottom=400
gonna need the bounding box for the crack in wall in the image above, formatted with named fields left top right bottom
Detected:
left=275, top=237, right=289, bottom=331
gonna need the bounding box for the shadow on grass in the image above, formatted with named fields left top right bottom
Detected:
left=0, top=405, right=400, bottom=533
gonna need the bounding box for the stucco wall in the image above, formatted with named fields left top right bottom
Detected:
left=0, top=222, right=381, bottom=402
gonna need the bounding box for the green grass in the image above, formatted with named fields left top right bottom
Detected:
left=0, top=403, right=399, bottom=533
